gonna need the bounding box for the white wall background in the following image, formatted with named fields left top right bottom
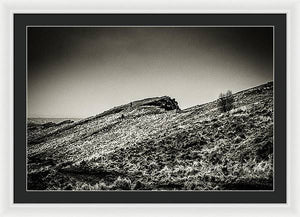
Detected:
left=0, top=0, right=299, bottom=216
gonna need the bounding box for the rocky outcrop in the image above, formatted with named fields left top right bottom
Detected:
left=142, top=96, right=180, bottom=111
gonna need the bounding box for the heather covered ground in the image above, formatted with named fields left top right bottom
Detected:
left=27, top=82, right=273, bottom=191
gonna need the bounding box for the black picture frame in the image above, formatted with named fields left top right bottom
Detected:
left=14, top=13, right=286, bottom=203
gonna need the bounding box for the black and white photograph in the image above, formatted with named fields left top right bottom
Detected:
left=27, top=26, right=274, bottom=191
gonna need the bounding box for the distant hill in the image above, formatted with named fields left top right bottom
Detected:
left=27, top=82, right=273, bottom=190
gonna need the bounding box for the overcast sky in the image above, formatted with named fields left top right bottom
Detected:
left=28, top=27, right=273, bottom=118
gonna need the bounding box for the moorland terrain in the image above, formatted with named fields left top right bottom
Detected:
left=27, top=82, right=273, bottom=190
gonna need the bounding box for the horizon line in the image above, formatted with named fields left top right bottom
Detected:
left=27, top=80, right=273, bottom=119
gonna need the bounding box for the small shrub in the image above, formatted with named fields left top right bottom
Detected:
left=93, top=182, right=108, bottom=190
left=184, top=181, right=197, bottom=190
left=148, top=161, right=159, bottom=171
left=234, top=135, right=242, bottom=144
left=64, top=184, right=73, bottom=190
left=218, top=90, right=234, bottom=112
left=112, top=176, right=132, bottom=190
left=256, top=141, right=273, bottom=161
left=133, top=180, right=147, bottom=190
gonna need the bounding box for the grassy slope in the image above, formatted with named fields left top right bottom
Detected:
left=27, top=82, right=273, bottom=190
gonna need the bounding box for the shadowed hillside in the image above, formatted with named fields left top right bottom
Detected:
left=27, top=82, right=273, bottom=191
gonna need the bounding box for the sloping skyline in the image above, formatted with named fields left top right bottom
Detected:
left=28, top=27, right=273, bottom=118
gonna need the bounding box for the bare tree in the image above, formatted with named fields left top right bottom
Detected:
left=218, top=90, right=234, bottom=112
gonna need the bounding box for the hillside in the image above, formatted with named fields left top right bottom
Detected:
left=27, top=82, right=273, bottom=191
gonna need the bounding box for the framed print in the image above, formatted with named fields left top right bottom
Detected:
left=13, top=13, right=286, bottom=204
